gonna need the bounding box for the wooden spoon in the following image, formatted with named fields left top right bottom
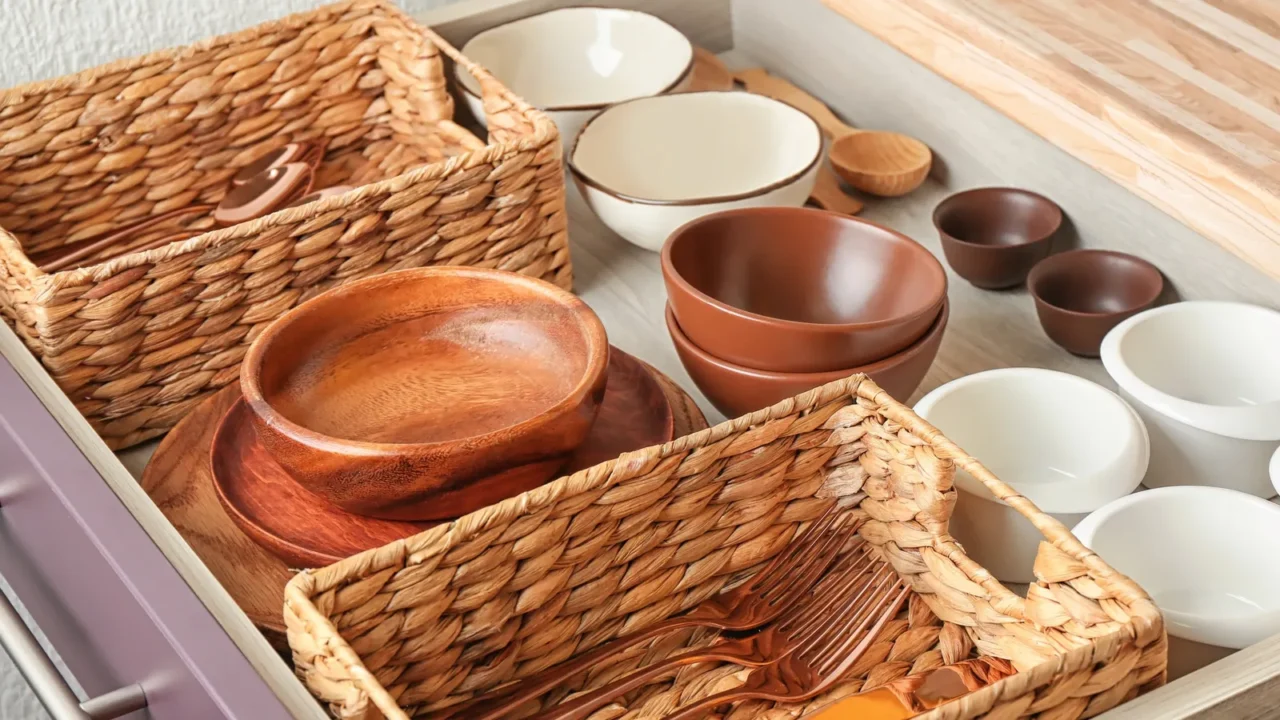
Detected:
left=688, top=47, right=735, bottom=92
left=734, top=68, right=931, bottom=197
left=808, top=163, right=864, bottom=215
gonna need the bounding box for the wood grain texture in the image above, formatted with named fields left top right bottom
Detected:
left=139, top=357, right=704, bottom=646
left=210, top=348, right=675, bottom=569
left=820, top=0, right=1280, bottom=280
left=240, top=267, right=609, bottom=522
left=731, top=0, right=1279, bottom=308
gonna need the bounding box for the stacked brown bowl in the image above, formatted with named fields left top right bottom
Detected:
left=662, top=207, right=949, bottom=418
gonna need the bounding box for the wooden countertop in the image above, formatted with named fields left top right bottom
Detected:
left=823, top=0, right=1280, bottom=281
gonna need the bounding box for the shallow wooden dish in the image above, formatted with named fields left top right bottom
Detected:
left=213, top=348, right=676, bottom=568
left=141, top=352, right=705, bottom=648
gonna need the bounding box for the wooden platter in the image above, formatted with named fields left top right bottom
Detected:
left=140, top=351, right=707, bottom=648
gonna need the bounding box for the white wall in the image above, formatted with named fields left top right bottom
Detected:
left=0, top=2, right=466, bottom=714
left=1, top=0, right=463, bottom=87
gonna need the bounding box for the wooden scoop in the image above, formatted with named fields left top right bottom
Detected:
left=688, top=47, right=735, bottom=91
left=734, top=68, right=931, bottom=197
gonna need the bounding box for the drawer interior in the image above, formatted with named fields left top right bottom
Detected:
left=2, top=0, right=1274, bottom=717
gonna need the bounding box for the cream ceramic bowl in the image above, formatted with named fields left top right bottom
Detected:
left=1101, top=301, right=1280, bottom=497
left=1073, top=486, right=1280, bottom=679
left=913, top=368, right=1148, bottom=584
left=456, top=8, right=693, bottom=149
left=570, top=91, right=822, bottom=252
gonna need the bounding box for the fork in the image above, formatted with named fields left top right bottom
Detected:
left=532, top=542, right=893, bottom=720
left=453, top=504, right=856, bottom=720
left=662, top=563, right=910, bottom=720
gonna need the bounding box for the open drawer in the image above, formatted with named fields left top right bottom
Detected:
left=1, top=0, right=1278, bottom=718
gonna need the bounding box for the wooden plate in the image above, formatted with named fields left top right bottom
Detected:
left=210, top=347, right=676, bottom=568
left=141, top=350, right=706, bottom=648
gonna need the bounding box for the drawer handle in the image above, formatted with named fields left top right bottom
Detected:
left=0, top=584, right=147, bottom=719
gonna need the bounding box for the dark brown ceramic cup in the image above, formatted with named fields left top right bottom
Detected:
left=661, top=207, right=947, bottom=373
left=666, top=299, right=948, bottom=418
left=1027, top=249, right=1163, bottom=357
left=933, top=188, right=1062, bottom=289
left=241, top=267, right=609, bottom=521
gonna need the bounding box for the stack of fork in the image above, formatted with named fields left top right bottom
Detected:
left=446, top=504, right=911, bottom=720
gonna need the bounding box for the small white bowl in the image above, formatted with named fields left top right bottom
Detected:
left=914, top=368, right=1149, bottom=583
left=1073, top=486, right=1280, bottom=678
left=1101, top=301, right=1280, bottom=497
left=569, top=91, right=822, bottom=252
left=456, top=8, right=693, bottom=149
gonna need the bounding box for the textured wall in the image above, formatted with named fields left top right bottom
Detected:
left=0, top=0, right=462, bottom=87
left=0, top=2, right=464, bottom=715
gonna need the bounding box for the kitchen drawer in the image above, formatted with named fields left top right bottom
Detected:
left=0, top=353, right=298, bottom=719
left=2, top=0, right=1278, bottom=718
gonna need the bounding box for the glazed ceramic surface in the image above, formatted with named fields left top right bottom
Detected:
left=214, top=348, right=673, bottom=568
left=1272, top=445, right=1280, bottom=498
left=570, top=91, right=822, bottom=251
left=1073, top=486, right=1280, bottom=678
left=1101, top=301, right=1280, bottom=497
left=666, top=299, right=948, bottom=418
left=933, top=187, right=1062, bottom=289
left=457, top=8, right=693, bottom=148
left=240, top=267, right=609, bottom=521
left=662, top=207, right=946, bottom=372
left=1028, top=249, right=1163, bottom=357
left=914, top=368, right=1148, bottom=583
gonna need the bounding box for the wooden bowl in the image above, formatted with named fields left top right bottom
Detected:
left=240, top=267, right=609, bottom=521
left=666, top=298, right=948, bottom=418
left=215, top=347, right=673, bottom=567
left=933, top=187, right=1062, bottom=289
left=661, top=207, right=946, bottom=373
left=1028, top=249, right=1164, bottom=357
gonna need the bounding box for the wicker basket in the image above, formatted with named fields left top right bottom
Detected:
left=0, top=0, right=568, bottom=449
left=284, top=375, right=1167, bottom=720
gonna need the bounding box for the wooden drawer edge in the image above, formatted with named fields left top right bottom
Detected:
left=0, top=322, right=324, bottom=720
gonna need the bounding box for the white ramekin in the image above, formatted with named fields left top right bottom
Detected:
left=1100, top=301, right=1280, bottom=497
left=914, top=368, right=1149, bottom=583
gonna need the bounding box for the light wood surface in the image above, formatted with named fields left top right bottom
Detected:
left=820, top=0, right=1280, bottom=281
left=732, top=0, right=1279, bottom=310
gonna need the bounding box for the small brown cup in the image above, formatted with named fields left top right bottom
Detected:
left=1027, top=249, right=1163, bottom=357
left=933, top=188, right=1062, bottom=289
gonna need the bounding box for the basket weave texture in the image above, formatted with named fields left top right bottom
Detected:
left=285, top=375, right=1167, bottom=720
left=0, top=0, right=568, bottom=449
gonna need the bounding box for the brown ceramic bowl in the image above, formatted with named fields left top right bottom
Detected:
left=661, top=207, right=947, bottom=373
left=240, top=267, right=609, bottom=521
left=1028, top=249, right=1164, bottom=357
left=667, top=298, right=948, bottom=418
left=933, top=187, right=1062, bottom=289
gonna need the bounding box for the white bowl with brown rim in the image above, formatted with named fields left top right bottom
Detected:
left=569, top=91, right=823, bottom=252
left=455, top=7, right=694, bottom=150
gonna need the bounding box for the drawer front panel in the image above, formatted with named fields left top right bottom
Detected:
left=0, top=357, right=292, bottom=719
